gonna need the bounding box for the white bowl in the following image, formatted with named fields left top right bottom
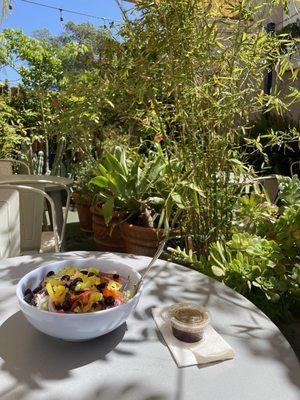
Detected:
left=16, top=258, right=143, bottom=341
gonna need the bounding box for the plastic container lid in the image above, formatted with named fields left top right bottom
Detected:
left=166, top=303, right=210, bottom=332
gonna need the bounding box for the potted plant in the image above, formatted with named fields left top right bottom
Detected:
left=91, top=144, right=177, bottom=256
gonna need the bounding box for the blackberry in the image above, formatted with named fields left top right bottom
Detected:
left=33, top=286, right=42, bottom=294
left=24, top=288, right=32, bottom=296
left=113, top=274, right=120, bottom=280
left=105, top=296, right=115, bottom=306
left=24, top=293, right=33, bottom=304
left=46, top=271, right=55, bottom=277
left=62, top=301, right=71, bottom=312
left=72, top=278, right=83, bottom=285
left=69, top=283, right=76, bottom=292
left=96, top=282, right=107, bottom=291
left=80, top=270, right=88, bottom=275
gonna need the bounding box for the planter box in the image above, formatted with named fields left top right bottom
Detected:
left=91, top=205, right=126, bottom=252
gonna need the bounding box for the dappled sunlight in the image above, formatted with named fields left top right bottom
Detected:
left=0, top=252, right=299, bottom=399
left=0, top=312, right=128, bottom=387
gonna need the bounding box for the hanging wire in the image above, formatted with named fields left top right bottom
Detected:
left=18, top=0, right=122, bottom=24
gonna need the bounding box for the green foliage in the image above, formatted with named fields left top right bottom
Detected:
left=90, top=144, right=173, bottom=227
left=209, top=231, right=300, bottom=317
left=277, top=175, right=300, bottom=206
left=246, top=113, right=300, bottom=174
left=208, top=177, right=300, bottom=317
left=210, top=234, right=281, bottom=287
left=92, top=0, right=298, bottom=254
left=232, top=193, right=278, bottom=237
left=73, top=158, right=99, bottom=201
left=0, top=25, right=113, bottom=174
left=170, top=175, right=300, bottom=318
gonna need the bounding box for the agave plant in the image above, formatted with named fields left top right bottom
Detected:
left=90, top=145, right=170, bottom=227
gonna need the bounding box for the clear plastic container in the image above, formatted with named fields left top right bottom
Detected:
left=167, top=303, right=210, bottom=343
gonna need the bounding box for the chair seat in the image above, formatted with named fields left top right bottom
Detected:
left=21, top=232, right=56, bottom=255
left=40, top=231, right=57, bottom=253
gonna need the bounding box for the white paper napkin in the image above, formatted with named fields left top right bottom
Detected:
left=152, top=307, right=235, bottom=367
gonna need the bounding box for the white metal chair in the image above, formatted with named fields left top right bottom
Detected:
left=29, top=179, right=71, bottom=251
left=0, top=184, right=59, bottom=259
left=290, top=161, right=300, bottom=177
left=0, top=159, right=30, bottom=175
left=255, top=175, right=279, bottom=204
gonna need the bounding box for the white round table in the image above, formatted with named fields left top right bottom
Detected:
left=0, top=252, right=299, bottom=400
left=0, top=174, right=73, bottom=187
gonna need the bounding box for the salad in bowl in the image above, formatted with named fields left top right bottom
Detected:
left=16, top=258, right=142, bottom=341
left=23, top=266, right=132, bottom=314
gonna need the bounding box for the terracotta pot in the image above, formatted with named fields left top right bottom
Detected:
left=120, top=221, right=164, bottom=257
left=72, top=192, right=93, bottom=232
left=91, top=205, right=126, bottom=252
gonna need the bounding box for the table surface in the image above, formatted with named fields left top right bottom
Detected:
left=0, top=175, right=73, bottom=188
left=0, top=252, right=299, bottom=400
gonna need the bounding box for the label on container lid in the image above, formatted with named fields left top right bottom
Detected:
left=174, top=308, right=204, bottom=324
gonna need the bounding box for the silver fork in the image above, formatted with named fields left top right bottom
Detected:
left=133, top=238, right=168, bottom=296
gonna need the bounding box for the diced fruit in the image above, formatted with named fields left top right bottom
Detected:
left=107, top=280, right=122, bottom=291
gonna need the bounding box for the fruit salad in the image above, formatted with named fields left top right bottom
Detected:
left=23, top=267, right=131, bottom=313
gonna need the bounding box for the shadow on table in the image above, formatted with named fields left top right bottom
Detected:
left=129, top=261, right=300, bottom=393
left=0, top=311, right=130, bottom=396
left=89, top=383, right=169, bottom=400
left=223, top=321, right=300, bottom=392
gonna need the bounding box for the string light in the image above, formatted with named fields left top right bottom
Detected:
left=18, top=0, right=122, bottom=25
left=14, top=0, right=300, bottom=31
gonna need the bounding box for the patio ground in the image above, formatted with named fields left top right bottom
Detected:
left=65, top=210, right=300, bottom=361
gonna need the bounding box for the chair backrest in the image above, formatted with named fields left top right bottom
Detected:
left=256, top=175, right=279, bottom=204
left=19, top=185, right=45, bottom=252
left=290, top=161, right=300, bottom=177
left=0, top=188, right=21, bottom=259
left=0, top=159, right=30, bottom=176
left=0, top=184, right=59, bottom=259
